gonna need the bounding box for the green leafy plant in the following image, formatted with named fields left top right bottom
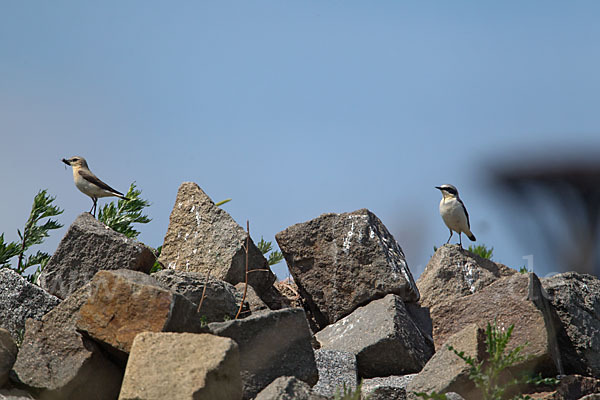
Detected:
left=334, top=382, right=366, bottom=400
left=0, top=190, right=63, bottom=282
left=415, top=321, right=559, bottom=400
left=519, top=266, right=529, bottom=274
left=468, top=244, right=493, bottom=260
left=150, top=245, right=163, bottom=273
left=257, top=237, right=284, bottom=266
left=98, top=182, right=150, bottom=239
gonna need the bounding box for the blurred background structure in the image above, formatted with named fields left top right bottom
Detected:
left=494, top=158, right=600, bottom=277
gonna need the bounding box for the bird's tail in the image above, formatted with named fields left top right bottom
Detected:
left=467, top=231, right=476, bottom=241
left=114, top=192, right=130, bottom=201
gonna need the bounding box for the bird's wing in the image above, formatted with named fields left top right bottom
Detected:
left=458, top=198, right=471, bottom=228
left=78, top=169, right=124, bottom=196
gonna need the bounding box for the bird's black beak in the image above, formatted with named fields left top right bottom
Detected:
left=62, top=158, right=71, bottom=166
left=435, top=186, right=443, bottom=190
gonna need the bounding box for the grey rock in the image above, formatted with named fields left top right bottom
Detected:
left=312, top=350, right=357, bottom=398
left=76, top=270, right=204, bottom=366
left=550, top=374, right=600, bottom=400
left=361, top=375, right=416, bottom=400
left=12, top=282, right=123, bottom=400
left=542, top=272, right=600, bottom=377
left=153, top=269, right=239, bottom=322
left=0, top=388, right=37, bottom=399
left=208, top=308, right=318, bottom=399
left=406, top=324, right=484, bottom=399
left=417, top=244, right=515, bottom=311
left=255, top=376, right=327, bottom=400
left=119, top=332, right=242, bottom=400
left=39, top=212, right=156, bottom=299
left=316, top=294, right=434, bottom=378
left=0, top=328, right=17, bottom=387
left=158, top=182, right=275, bottom=295
left=444, top=393, right=466, bottom=400
left=275, top=209, right=419, bottom=330
left=0, top=269, right=60, bottom=338
left=234, top=283, right=267, bottom=318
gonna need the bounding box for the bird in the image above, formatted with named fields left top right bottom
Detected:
left=62, top=156, right=129, bottom=217
left=436, top=184, right=476, bottom=247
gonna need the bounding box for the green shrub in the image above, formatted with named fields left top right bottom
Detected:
left=468, top=244, right=493, bottom=260
left=415, top=321, right=559, bottom=400
left=0, top=190, right=63, bottom=282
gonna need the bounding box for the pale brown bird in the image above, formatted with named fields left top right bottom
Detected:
left=62, top=156, right=129, bottom=216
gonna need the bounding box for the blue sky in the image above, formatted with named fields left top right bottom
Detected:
left=1, top=1, right=599, bottom=279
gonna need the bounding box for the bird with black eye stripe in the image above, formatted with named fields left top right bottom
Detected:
left=62, top=156, right=129, bottom=217
left=436, top=184, right=476, bottom=247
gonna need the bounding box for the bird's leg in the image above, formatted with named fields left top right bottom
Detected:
left=446, top=229, right=453, bottom=244
left=91, top=198, right=98, bottom=217
left=459, top=233, right=463, bottom=248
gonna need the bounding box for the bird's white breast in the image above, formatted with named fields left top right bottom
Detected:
left=439, top=198, right=469, bottom=233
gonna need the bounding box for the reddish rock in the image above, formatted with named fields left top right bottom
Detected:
left=431, top=273, right=559, bottom=377
left=76, top=270, right=203, bottom=363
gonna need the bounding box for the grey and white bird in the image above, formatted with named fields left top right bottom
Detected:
left=436, top=184, right=476, bottom=247
left=62, top=156, right=129, bottom=217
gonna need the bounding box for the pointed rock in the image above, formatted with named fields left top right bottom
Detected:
left=39, top=213, right=155, bottom=299
left=276, top=209, right=419, bottom=330
left=417, top=244, right=515, bottom=311
left=159, top=182, right=275, bottom=294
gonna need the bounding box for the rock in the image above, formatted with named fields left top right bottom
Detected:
left=158, top=182, right=275, bottom=294
left=39, top=213, right=156, bottom=299
left=361, top=375, right=416, bottom=400
left=542, top=272, right=600, bottom=376
left=431, top=273, right=560, bottom=376
left=12, top=282, right=123, bottom=400
left=0, top=268, right=60, bottom=339
left=76, top=270, right=204, bottom=365
left=312, top=350, right=357, bottom=398
left=234, top=283, right=268, bottom=317
left=153, top=269, right=239, bottom=322
left=406, top=324, right=485, bottom=399
left=0, top=328, right=17, bottom=387
left=444, top=394, right=467, bottom=400
left=208, top=308, right=318, bottom=399
left=254, top=376, right=327, bottom=400
left=275, top=209, right=419, bottom=330
left=119, top=332, right=242, bottom=400
left=315, top=294, right=434, bottom=378
left=0, top=388, right=38, bottom=399
left=417, top=244, right=515, bottom=311
left=534, top=375, right=600, bottom=400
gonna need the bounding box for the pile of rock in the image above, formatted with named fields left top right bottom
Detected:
left=0, top=181, right=598, bottom=400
